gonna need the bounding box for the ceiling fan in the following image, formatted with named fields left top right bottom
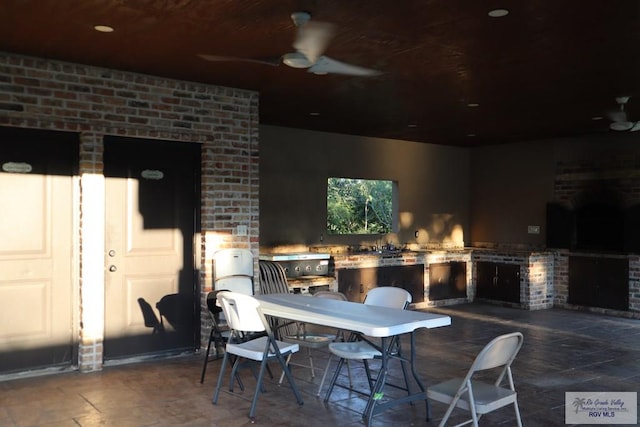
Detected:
left=198, top=11, right=382, bottom=77
left=608, top=96, right=640, bottom=131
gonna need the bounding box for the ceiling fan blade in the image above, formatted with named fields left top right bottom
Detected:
left=629, top=121, right=640, bottom=131
left=308, top=56, right=382, bottom=76
left=197, top=54, right=280, bottom=66
left=293, top=21, right=335, bottom=64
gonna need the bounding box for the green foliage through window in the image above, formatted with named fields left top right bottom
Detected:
left=327, top=177, right=393, bottom=234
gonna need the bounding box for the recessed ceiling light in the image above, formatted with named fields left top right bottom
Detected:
left=467, top=103, right=480, bottom=107
left=488, top=9, right=509, bottom=18
left=467, top=133, right=476, bottom=137
left=309, top=112, right=320, bottom=116
left=591, top=116, right=604, bottom=121
left=407, top=124, right=417, bottom=128
left=94, top=25, right=115, bottom=33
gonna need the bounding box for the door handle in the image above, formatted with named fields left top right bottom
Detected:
left=109, top=265, right=117, bottom=272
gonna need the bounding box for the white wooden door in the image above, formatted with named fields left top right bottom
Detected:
left=103, top=137, right=199, bottom=359
left=0, top=129, right=76, bottom=373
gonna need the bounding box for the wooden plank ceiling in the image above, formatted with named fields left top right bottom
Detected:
left=2, top=0, right=640, bottom=147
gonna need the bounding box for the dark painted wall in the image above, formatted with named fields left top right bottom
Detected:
left=470, top=132, right=640, bottom=248
left=260, top=125, right=640, bottom=251
left=259, top=125, right=470, bottom=250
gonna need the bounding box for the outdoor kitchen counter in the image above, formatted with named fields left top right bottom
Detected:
left=330, top=249, right=472, bottom=269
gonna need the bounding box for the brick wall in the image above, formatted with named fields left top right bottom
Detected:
left=630, top=256, right=640, bottom=312
left=554, top=158, right=640, bottom=207
left=551, top=158, right=639, bottom=316
left=526, top=252, right=554, bottom=310
left=553, top=251, right=570, bottom=306
left=0, top=52, right=259, bottom=371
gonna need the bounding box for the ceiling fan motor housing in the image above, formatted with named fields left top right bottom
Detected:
left=616, top=96, right=630, bottom=105
left=291, top=11, right=311, bottom=27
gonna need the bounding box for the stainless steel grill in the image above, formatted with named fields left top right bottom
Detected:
left=258, top=252, right=331, bottom=278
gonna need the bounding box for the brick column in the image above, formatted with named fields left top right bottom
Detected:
left=78, top=132, right=106, bottom=372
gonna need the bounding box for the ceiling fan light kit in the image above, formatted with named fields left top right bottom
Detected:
left=610, top=121, right=634, bottom=131
left=282, top=52, right=312, bottom=68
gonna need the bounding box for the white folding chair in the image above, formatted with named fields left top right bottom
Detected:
left=212, top=291, right=304, bottom=422
left=259, top=261, right=338, bottom=385
left=324, top=286, right=412, bottom=401
left=213, top=248, right=254, bottom=294
left=427, top=332, right=524, bottom=427
left=313, top=290, right=353, bottom=396
left=201, top=248, right=254, bottom=383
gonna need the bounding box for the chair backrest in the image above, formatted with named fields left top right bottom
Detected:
left=258, top=260, right=290, bottom=294
left=364, top=286, right=412, bottom=309
left=206, top=290, right=225, bottom=315
left=313, top=290, right=348, bottom=301
left=213, top=248, right=254, bottom=295
left=258, top=261, right=299, bottom=336
left=470, top=332, right=524, bottom=373
left=216, top=291, right=267, bottom=333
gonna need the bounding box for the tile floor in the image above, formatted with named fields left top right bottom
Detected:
left=1, top=303, right=639, bottom=426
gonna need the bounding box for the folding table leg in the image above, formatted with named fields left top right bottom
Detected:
left=363, top=365, right=387, bottom=426
left=409, top=330, right=430, bottom=421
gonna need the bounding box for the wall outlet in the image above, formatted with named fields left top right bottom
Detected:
left=527, top=225, right=540, bottom=234
left=236, top=225, right=248, bottom=236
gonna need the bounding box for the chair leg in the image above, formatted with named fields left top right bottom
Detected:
left=308, top=347, right=315, bottom=378
left=317, top=356, right=353, bottom=397
left=316, top=354, right=333, bottom=396
left=275, top=351, right=304, bottom=406
left=212, top=351, right=230, bottom=404
left=248, top=357, right=270, bottom=421
left=363, top=360, right=375, bottom=391
left=468, top=390, right=480, bottom=427
left=396, top=345, right=412, bottom=397
left=200, top=327, right=215, bottom=384
left=229, top=358, right=241, bottom=392
left=513, top=401, right=523, bottom=427
left=323, top=357, right=346, bottom=402
left=277, top=353, right=293, bottom=386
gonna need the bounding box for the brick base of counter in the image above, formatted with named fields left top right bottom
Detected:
left=320, top=248, right=638, bottom=317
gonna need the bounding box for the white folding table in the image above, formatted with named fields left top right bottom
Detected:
left=255, top=293, right=451, bottom=426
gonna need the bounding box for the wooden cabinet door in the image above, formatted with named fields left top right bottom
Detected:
left=476, top=262, right=520, bottom=304
left=568, top=256, right=628, bottom=311
left=338, top=264, right=424, bottom=303
left=429, top=262, right=466, bottom=301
